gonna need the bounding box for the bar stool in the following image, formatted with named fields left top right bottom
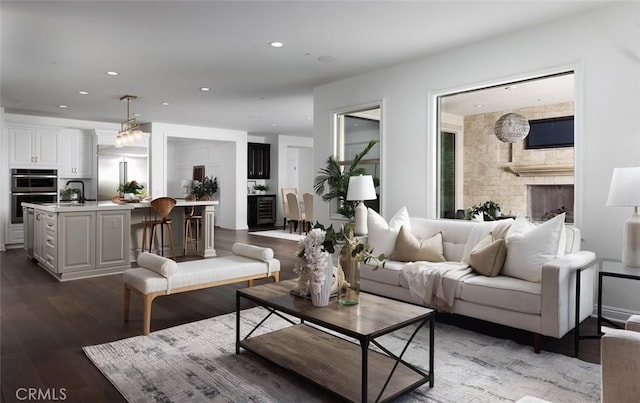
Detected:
left=141, top=197, right=177, bottom=259
left=183, top=204, right=202, bottom=255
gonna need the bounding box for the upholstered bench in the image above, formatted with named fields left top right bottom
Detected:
left=124, top=243, right=280, bottom=335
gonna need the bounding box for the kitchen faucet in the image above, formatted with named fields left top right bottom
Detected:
left=65, top=180, right=86, bottom=203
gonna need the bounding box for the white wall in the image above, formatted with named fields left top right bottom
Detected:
left=314, top=3, right=640, bottom=316
left=150, top=122, right=248, bottom=230
left=276, top=135, right=314, bottom=225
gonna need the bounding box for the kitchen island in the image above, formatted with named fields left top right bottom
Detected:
left=23, top=199, right=217, bottom=281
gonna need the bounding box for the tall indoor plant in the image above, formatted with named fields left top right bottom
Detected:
left=313, top=140, right=379, bottom=219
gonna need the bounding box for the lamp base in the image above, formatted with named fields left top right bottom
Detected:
left=622, top=213, right=640, bottom=268
left=353, top=201, right=368, bottom=236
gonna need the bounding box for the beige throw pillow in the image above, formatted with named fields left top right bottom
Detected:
left=390, top=226, right=446, bottom=262
left=469, top=238, right=507, bottom=277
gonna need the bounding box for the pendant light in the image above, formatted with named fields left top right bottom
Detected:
left=494, top=86, right=530, bottom=143
left=115, top=95, right=143, bottom=148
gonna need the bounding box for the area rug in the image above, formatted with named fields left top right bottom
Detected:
left=84, top=307, right=600, bottom=402
left=249, top=229, right=305, bottom=242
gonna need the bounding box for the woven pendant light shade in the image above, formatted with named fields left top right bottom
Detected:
left=494, top=112, right=530, bottom=143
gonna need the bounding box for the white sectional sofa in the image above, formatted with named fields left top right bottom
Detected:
left=359, top=207, right=597, bottom=352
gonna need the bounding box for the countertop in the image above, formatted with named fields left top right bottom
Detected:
left=22, top=199, right=219, bottom=213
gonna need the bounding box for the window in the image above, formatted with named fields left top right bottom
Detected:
left=332, top=106, right=381, bottom=217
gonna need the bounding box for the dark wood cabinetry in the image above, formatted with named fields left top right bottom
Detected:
left=248, top=142, right=270, bottom=179
left=248, top=195, right=276, bottom=228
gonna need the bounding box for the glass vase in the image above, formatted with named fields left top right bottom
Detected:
left=338, top=241, right=359, bottom=306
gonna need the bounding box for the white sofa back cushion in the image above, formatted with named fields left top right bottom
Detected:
left=502, top=213, right=566, bottom=283
left=367, top=207, right=411, bottom=257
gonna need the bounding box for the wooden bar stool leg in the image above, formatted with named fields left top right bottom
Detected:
left=166, top=222, right=176, bottom=260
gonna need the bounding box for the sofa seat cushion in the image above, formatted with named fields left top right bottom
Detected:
left=459, top=275, right=541, bottom=314
left=360, top=260, right=406, bottom=287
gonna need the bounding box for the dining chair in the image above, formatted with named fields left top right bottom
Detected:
left=141, top=197, right=177, bottom=259
left=286, top=192, right=305, bottom=234
left=302, top=192, right=314, bottom=233
left=281, top=187, right=298, bottom=230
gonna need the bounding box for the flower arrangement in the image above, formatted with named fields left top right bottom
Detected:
left=293, top=228, right=330, bottom=295
left=292, top=222, right=387, bottom=298
left=117, top=180, right=144, bottom=195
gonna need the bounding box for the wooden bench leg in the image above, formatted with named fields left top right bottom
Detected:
left=143, top=294, right=156, bottom=336
left=247, top=279, right=254, bottom=287
left=124, top=286, right=131, bottom=322
left=272, top=272, right=280, bottom=282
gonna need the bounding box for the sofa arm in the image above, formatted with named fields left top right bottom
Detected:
left=601, top=328, right=640, bottom=402
left=540, top=251, right=597, bottom=338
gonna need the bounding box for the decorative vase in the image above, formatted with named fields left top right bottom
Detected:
left=311, top=253, right=333, bottom=307
left=338, top=241, right=360, bottom=306
left=199, top=194, right=210, bottom=201
left=124, top=193, right=135, bottom=201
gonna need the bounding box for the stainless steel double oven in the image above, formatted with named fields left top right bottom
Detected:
left=10, top=168, right=58, bottom=224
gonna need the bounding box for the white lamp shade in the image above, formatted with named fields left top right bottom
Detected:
left=607, top=167, right=640, bottom=206
left=346, top=175, right=377, bottom=201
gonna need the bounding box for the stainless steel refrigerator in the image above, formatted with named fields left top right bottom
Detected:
left=97, top=145, right=149, bottom=201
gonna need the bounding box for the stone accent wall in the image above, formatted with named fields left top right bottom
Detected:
left=462, top=102, right=574, bottom=218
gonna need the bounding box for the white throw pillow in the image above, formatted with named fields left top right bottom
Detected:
left=502, top=213, right=566, bottom=283
left=367, top=206, right=410, bottom=257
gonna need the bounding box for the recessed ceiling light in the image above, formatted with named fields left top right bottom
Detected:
left=161, top=102, right=170, bottom=106
left=271, top=123, right=277, bottom=127
left=58, top=104, right=68, bottom=108
left=269, top=41, right=284, bottom=48
left=200, top=87, right=211, bottom=92
left=133, top=113, right=141, bottom=117
left=474, top=104, right=484, bottom=108
left=78, top=91, right=89, bottom=95
left=106, top=71, right=119, bottom=76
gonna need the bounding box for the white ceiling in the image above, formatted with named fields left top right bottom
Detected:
left=1, top=1, right=610, bottom=136
left=440, top=73, right=575, bottom=116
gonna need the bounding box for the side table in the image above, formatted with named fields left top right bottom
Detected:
left=596, top=258, right=640, bottom=335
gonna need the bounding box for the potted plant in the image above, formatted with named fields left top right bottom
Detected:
left=466, top=200, right=501, bottom=221
left=192, top=176, right=218, bottom=200
left=59, top=187, right=80, bottom=202
left=314, top=140, right=379, bottom=219
left=253, top=184, right=268, bottom=195
left=117, top=180, right=145, bottom=200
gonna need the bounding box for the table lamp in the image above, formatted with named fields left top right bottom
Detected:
left=346, top=175, right=377, bottom=236
left=607, top=167, right=640, bottom=268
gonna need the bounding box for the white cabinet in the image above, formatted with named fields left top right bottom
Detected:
left=59, top=130, right=94, bottom=178
left=33, top=210, right=57, bottom=271
left=58, top=211, right=96, bottom=273
left=31, top=208, right=131, bottom=280
left=9, top=127, right=60, bottom=168
left=96, top=210, right=130, bottom=269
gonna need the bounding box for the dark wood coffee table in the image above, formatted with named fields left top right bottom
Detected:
left=236, top=279, right=434, bottom=402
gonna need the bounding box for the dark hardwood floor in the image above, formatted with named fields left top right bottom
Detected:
left=1, top=228, right=601, bottom=403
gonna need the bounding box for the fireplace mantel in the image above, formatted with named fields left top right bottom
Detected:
left=508, top=164, right=574, bottom=177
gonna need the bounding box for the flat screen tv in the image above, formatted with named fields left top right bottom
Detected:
left=525, top=116, right=574, bottom=149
